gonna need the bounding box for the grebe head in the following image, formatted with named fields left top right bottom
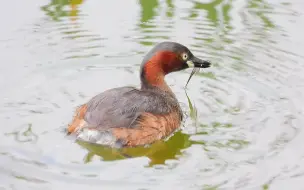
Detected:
left=140, top=41, right=211, bottom=88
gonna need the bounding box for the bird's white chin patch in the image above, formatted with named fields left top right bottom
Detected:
left=186, top=60, right=194, bottom=68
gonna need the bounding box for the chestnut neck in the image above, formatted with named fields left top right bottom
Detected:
left=140, top=51, right=182, bottom=95
left=140, top=61, right=171, bottom=92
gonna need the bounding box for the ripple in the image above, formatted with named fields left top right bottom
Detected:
left=1, top=0, right=304, bottom=189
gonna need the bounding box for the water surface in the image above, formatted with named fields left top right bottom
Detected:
left=1, top=0, right=304, bottom=189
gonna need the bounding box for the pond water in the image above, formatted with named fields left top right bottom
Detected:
left=1, top=0, right=304, bottom=189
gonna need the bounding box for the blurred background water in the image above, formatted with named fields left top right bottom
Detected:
left=1, top=0, right=304, bottom=189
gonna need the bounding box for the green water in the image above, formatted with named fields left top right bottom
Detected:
left=1, top=0, right=304, bottom=189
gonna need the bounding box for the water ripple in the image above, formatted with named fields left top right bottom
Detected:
left=1, top=0, right=304, bottom=189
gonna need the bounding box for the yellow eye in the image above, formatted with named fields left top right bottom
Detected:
left=182, top=53, right=188, bottom=60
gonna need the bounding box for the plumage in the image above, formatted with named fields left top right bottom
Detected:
left=83, top=86, right=183, bottom=129
left=67, top=41, right=211, bottom=148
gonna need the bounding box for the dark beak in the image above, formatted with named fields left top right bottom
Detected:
left=185, top=56, right=211, bottom=87
left=187, top=56, right=211, bottom=68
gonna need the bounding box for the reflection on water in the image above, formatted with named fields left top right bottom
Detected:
left=79, top=131, right=194, bottom=166
left=41, top=0, right=84, bottom=21
left=137, top=0, right=171, bottom=46
left=1, top=0, right=304, bottom=189
left=39, top=0, right=103, bottom=59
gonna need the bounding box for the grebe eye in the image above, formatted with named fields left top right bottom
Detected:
left=182, top=53, right=188, bottom=60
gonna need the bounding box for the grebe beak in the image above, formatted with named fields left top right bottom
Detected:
left=185, top=56, right=211, bottom=87
left=186, top=56, right=211, bottom=68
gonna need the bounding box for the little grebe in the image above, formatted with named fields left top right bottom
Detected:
left=67, top=41, right=211, bottom=148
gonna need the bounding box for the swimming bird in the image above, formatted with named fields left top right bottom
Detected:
left=67, top=41, right=211, bottom=148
